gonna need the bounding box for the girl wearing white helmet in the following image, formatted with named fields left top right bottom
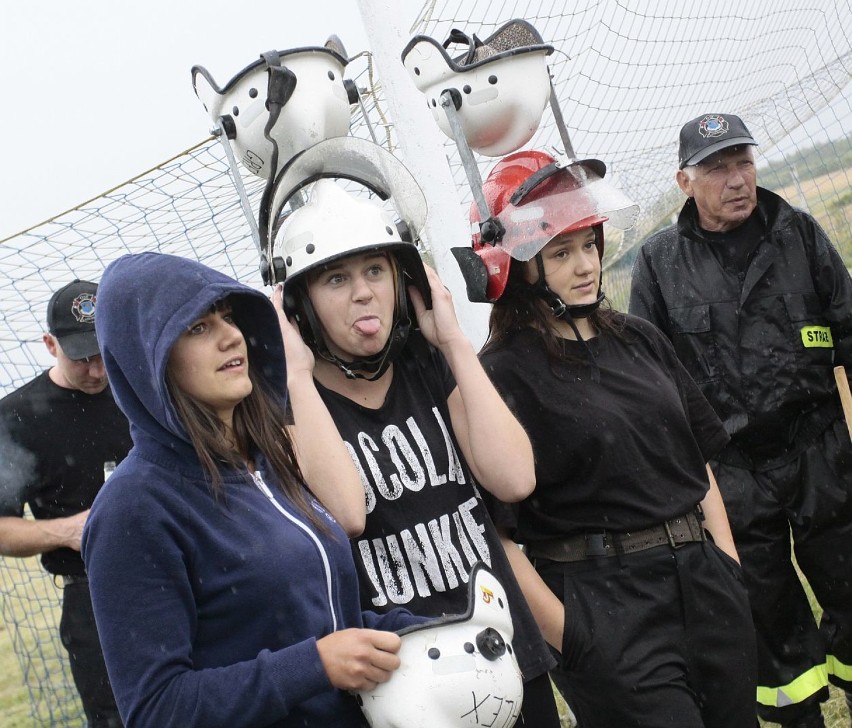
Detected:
left=469, top=150, right=759, bottom=727
left=274, top=177, right=563, bottom=727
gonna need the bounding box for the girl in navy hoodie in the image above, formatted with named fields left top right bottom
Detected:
left=82, top=252, right=419, bottom=728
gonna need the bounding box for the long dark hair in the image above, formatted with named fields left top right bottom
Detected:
left=166, top=320, right=328, bottom=533
left=480, top=254, right=626, bottom=364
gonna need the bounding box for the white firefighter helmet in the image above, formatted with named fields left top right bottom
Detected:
left=192, top=38, right=356, bottom=180
left=274, top=172, right=430, bottom=380
left=356, top=563, right=524, bottom=728
left=270, top=136, right=430, bottom=301
left=401, top=19, right=553, bottom=157
left=277, top=179, right=417, bottom=284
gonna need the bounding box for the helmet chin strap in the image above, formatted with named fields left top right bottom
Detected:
left=324, top=317, right=410, bottom=381
left=530, top=255, right=604, bottom=329
left=529, top=254, right=603, bottom=382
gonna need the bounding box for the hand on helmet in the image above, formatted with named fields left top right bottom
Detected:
left=316, top=628, right=402, bottom=691
left=408, top=264, right=466, bottom=352
left=272, top=284, right=315, bottom=379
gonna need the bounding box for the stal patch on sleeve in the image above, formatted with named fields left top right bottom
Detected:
left=800, top=326, right=834, bottom=348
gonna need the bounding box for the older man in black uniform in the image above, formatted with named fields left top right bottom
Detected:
left=0, top=280, right=131, bottom=727
left=629, top=113, right=852, bottom=728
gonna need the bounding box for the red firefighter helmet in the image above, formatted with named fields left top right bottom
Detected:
left=473, top=150, right=609, bottom=257
left=459, top=150, right=607, bottom=302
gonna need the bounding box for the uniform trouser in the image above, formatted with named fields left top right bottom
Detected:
left=535, top=540, right=757, bottom=728
left=518, top=670, right=563, bottom=727
left=711, top=416, right=852, bottom=725
left=59, top=580, right=123, bottom=728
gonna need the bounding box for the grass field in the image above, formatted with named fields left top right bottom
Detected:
left=0, top=620, right=32, bottom=727
left=773, top=167, right=852, bottom=262
left=0, top=556, right=84, bottom=727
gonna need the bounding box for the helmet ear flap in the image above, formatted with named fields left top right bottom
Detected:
left=283, top=282, right=324, bottom=354
left=281, top=286, right=300, bottom=318
left=451, top=245, right=512, bottom=302
left=451, top=247, right=489, bottom=302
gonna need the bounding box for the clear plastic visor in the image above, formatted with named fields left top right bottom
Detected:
left=269, top=137, right=428, bottom=243
left=497, top=163, right=639, bottom=261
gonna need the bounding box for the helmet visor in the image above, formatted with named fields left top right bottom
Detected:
left=270, top=137, right=428, bottom=244
left=497, top=162, right=639, bottom=261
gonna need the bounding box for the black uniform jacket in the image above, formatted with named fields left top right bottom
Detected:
left=629, top=187, right=852, bottom=463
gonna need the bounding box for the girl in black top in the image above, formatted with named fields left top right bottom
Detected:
left=468, top=150, right=758, bottom=728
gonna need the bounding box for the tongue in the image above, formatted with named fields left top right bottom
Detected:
left=353, top=318, right=381, bottom=336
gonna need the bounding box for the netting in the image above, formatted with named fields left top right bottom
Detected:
left=0, top=1, right=850, bottom=724
left=410, top=0, right=852, bottom=303
left=0, top=546, right=83, bottom=725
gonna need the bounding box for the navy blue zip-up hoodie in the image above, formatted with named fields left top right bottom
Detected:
left=82, top=253, right=415, bottom=728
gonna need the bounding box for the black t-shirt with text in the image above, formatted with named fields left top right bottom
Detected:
left=316, top=346, right=555, bottom=680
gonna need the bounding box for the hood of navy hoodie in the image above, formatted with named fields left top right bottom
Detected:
left=95, top=252, right=285, bottom=454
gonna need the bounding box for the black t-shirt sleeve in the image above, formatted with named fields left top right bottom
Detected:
left=674, top=358, right=730, bottom=460
left=478, top=345, right=524, bottom=539
left=0, top=396, right=34, bottom=516
left=431, top=345, right=457, bottom=399
left=639, top=318, right=729, bottom=460
left=0, top=437, right=30, bottom=515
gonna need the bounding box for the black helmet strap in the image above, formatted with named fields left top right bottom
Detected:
left=529, top=253, right=605, bottom=325
left=528, top=254, right=603, bottom=383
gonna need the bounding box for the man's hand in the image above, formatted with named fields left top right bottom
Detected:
left=60, top=509, right=90, bottom=551
left=0, top=509, right=90, bottom=557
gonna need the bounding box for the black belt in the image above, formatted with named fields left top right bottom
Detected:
left=526, top=510, right=706, bottom=563
left=60, top=574, right=89, bottom=586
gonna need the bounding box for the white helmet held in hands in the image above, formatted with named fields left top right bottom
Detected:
left=356, top=562, right=524, bottom=728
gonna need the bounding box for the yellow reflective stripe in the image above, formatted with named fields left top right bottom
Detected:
left=800, top=325, right=834, bottom=348
left=828, top=654, right=852, bottom=682
left=756, top=663, right=828, bottom=707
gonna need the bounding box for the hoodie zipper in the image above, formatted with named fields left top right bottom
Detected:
left=251, top=471, right=339, bottom=631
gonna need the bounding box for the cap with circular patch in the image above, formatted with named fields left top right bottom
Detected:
left=678, top=113, right=757, bottom=168
left=47, top=279, right=100, bottom=360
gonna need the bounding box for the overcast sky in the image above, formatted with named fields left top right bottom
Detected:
left=0, top=1, right=382, bottom=239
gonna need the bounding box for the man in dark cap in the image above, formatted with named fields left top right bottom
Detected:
left=0, top=279, right=131, bottom=727
left=629, top=113, right=852, bottom=727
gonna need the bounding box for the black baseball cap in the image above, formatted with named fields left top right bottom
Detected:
left=47, top=280, right=100, bottom=360
left=678, top=113, right=757, bottom=168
